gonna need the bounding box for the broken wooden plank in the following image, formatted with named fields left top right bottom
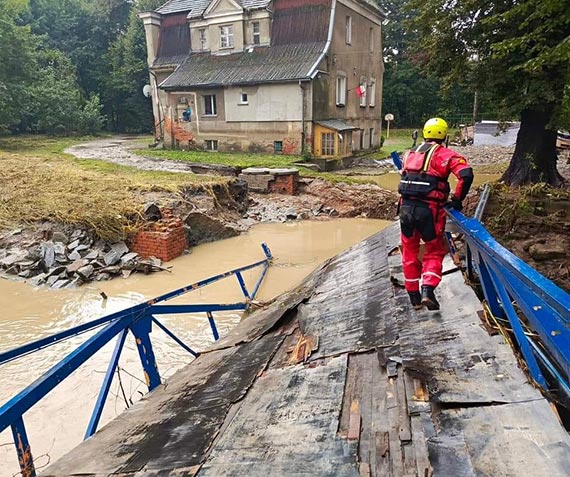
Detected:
left=348, top=400, right=361, bottom=441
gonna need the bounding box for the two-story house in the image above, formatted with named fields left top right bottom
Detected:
left=140, top=0, right=385, bottom=158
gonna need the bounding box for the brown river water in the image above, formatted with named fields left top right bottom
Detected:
left=0, top=218, right=390, bottom=475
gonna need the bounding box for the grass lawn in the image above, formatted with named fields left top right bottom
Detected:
left=381, top=128, right=418, bottom=154
left=0, top=135, right=229, bottom=240
left=138, top=128, right=427, bottom=170
left=136, top=147, right=308, bottom=170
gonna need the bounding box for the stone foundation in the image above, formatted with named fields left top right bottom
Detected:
left=239, top=168, right=299, bottom=195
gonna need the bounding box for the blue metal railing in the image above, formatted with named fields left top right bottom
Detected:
left=447, top=210, right=570, bottom=401
left=0, top=244, right=272, bottom=477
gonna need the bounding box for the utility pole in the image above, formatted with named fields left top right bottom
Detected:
left=472, top=90, right=479, bottom=126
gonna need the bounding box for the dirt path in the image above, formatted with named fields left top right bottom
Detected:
left=65, top=136, right=235, bottom=175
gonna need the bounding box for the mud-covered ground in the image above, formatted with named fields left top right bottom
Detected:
left=482, top=185, right=570, bottom=292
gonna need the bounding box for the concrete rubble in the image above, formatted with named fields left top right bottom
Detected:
left=0, top=228, right=169, bottom=289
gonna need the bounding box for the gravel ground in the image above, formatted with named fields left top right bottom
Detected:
left=453, top=145, right=570, bottom=181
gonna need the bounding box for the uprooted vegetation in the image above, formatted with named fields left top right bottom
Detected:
left=0, top=136, right=231, bottom=241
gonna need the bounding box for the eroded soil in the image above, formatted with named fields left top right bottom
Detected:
left=483, top=185, right=570, bottom=292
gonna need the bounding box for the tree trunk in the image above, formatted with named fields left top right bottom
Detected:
left=501, top=107, right=564, bottom=186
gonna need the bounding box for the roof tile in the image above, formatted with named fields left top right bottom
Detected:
left=156, top=0, right=270, bottom=16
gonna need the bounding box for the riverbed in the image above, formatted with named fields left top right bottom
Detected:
left=0, top=218, right=390, bottom=475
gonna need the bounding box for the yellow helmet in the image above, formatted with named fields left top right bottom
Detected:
left=423, top=117, right=448, bottom=140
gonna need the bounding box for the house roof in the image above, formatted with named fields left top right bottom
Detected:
left=315, top=120, right=360, bottom=132
left=160, top=42, right=327, bottom=90
left=156, top=0, right=270, bottom=17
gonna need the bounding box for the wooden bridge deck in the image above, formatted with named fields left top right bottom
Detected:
left=45, top=224, right=570, bottom=476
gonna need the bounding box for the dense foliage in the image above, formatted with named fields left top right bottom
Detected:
left=380, top=0, right=498, bottom=128
left=0, top=0, right=161, bottom=135
left=402, top=0, right=570, bottom=185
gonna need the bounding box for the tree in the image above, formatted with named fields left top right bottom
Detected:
left=380, top=0, right=479, bottom=128
left=21, top=48, right=105, bottom=134
left=406, top=0, right=570, bottom=186
left=103, top=0, right=163, bottom=132
left=0, top=2, right=36, bottom=131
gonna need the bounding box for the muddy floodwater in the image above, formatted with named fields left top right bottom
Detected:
left=353, top=171, right=501, bottom=192
left=0, top=218, right=390, bottom=475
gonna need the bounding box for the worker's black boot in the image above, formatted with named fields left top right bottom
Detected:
left=408, top=291, right=423, bottom=310
left=421, top=286, right=440, bottom=311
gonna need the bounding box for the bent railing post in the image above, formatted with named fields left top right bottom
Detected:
left=84, top=329, right=128, bottom=440
left=130, top=313, right=161, bottom=392
left=207, top=311, right=220, bottom=341
left=11, top=417, right=35, bottom=477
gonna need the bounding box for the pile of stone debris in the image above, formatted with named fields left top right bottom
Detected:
left=0, top=229, right=169, bottom=288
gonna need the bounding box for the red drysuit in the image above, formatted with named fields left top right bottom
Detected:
left=398, top=142, right=473, bottom=292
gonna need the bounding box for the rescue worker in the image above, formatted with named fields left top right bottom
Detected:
left=398, top=118, right=474, bottom=310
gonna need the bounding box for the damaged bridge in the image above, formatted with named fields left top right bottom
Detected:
left=40, top=216, right=570, bottom=476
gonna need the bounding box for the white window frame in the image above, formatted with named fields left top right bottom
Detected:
left=369, top=79, right=376, bottom=107
left=321, top=132, right=335, bottom=156
left=205, top=140, right=218, bottom=151
left=239, top=92, right=248, bottom=105
left=252, top=21, right=261, bottom=45
left=336, top=74, right=347, bottom=106
left=220, top=24, right=234, bottom=49
left=199, top=28, right=207, bottom=51
left=204, top=94, right=217, bottom=116
left=359, top=79, right=367, bottom=108
left=345, top=16, right=352, bottom=44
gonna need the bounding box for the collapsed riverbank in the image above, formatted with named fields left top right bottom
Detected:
left=0, top=135, right=399, bottom=288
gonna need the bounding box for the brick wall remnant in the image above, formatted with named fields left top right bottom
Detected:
left=129, top=215, right=186, bottom=262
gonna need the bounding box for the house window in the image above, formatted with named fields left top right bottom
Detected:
left=240, top=93, right=248, bottom=104
left=369, top=79, right=376, bottom=107
left=321, top=132, right=335, bottom=156
left=220, top=25, right=234, bottom=48
left=253, top=22, right=261, bottom=45
left=274, top=141, right=283, bottom=154
left=369, top=28, right=374, bottom=52
left=369, top=128, right=374, bottom=148
left=336, top=75, right=347, bottom=106
left=204, top=95, right=217, bottom=115
left=199, top=28, right=207, bottom=51
left=359, top=80, right=367, bottom=107
left=345, top=16, right=352, bottom=44
left=205, top=140, right=218, bottom=151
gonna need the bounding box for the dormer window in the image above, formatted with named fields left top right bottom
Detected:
left=253, top=22, right=261, bottom=45
left=220, top=25, right=234, bottom=49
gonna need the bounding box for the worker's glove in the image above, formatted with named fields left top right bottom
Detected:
left=445, top=198, right=463, bottom=211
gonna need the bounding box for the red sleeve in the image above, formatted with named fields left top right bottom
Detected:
left=449, top=154, right=474, bottom=201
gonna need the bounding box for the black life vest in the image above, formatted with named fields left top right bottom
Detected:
left=398, top=143, right=449, bottom=201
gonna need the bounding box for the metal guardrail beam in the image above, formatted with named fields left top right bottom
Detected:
left=447, top=210, right=570, bottom=398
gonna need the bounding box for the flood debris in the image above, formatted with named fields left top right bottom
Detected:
left=0, top=228, right=169, bottom=289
